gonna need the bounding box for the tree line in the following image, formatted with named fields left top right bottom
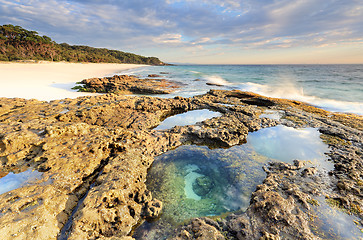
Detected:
left=0, top=24, right=165, bottom=65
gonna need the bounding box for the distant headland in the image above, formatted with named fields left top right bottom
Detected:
left=0, top=24, right=167, bottom=65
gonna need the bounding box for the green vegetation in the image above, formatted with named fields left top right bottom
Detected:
left=307, top=198, right=320, bottom=206
left=0, top=24, right=165, bottom=65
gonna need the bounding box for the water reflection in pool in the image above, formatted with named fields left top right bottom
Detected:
left=248, top=125, right=332, bottom=170
left=309, top=197, right=363, bottom=240
left=259, top=109, right=284, bottom=120
left=0, top=169, right=42, bottom=195
left=154, top=109, right=221, bottom=130
left=133, top=126, right=332, bottom=239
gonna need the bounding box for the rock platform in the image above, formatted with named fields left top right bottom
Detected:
left=73, top=74, right=179, bottom=95
left=0, top=90, right=362, bottom=239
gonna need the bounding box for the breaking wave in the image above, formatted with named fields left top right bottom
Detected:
left=203, top=75, right=230, bottom=86
left=236, top=82, right=363, bottom=115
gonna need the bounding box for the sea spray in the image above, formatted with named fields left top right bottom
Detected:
left=236, top=82, right=363, bottom=115
left=202, top=75, right=230, bottom=86
left=116, top=64, right=363, bottom=115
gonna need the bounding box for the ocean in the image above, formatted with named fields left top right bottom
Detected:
left=120, top=64, right=363, bottom=115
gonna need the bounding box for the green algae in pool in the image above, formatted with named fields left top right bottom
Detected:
left=0, top=169, right=42, bottom=195
left=133, top=126, right=332, bottom=239
left=133, top=144, right=267, bottom=239
left=154, top=109, right=221, bottom=130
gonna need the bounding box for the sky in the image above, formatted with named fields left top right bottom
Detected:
left=1, top=0, right=362, bottom=64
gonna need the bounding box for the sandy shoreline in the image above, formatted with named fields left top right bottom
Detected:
left=0, top=61, right=146, bottom=101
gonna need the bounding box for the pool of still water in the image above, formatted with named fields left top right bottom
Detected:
left=0, top=169, right=42, bottom=195
left=154, top=109, right=221, bottom=130
left=259, top=109, right=284, bottom=120
left=133, top=125, right=337, bottom=239
left=309, top=196, right=363, bottom=240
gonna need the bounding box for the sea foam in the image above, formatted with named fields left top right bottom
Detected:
left=203, top=75, right=230, bottom=86
left=237, top=82, right=363, bottom=115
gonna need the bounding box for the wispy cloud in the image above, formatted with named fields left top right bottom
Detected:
left=0, top=0, right=362, bottom=62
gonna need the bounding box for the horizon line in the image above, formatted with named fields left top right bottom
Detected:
left=168, top=62, right=363, bottom=65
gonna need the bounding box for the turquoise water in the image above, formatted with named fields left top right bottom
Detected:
left=133, top=126, right=333, bottom=239
left=121, top=64, right=363, bottom=115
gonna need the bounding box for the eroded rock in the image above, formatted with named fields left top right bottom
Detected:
left=0, top=89, right=362, bottom=239
left=75, top=75, right=179, bottom=95
left=142, top=199, right=163, bottom=219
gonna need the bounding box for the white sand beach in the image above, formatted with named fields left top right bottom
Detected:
left=0, top=61, right=146, bottom=101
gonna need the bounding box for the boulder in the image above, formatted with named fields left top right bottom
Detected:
left=192, top=176, right=214, bottom=196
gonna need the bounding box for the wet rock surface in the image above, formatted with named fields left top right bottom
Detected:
left=0, top=89, right=362, bottom=239
left=193, top=176, right=214, bottom=196
left=74, top=74, right=180, bottom=95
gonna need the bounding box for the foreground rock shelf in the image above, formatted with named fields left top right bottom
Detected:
left=0, top=90, right=362, bottom=239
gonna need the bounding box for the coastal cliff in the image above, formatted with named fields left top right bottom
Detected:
left=0, top=89, right=362, bottom=239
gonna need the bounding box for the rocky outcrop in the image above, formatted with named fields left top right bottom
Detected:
left=74, top=75, right=180, bottom=95
left=0, top=89, right=362, bottom=239
left=148, top=74, right=162, bottom=78
left=174, top=218, right=225, bottom=240
left=170, top=91, right=363, bottom=240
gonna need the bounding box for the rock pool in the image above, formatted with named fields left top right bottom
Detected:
left=133, top=125, right=334, bottom=239
left=309, top=196, right=363, bottom=239
left=0, top=169, right=42, bottom=195
left=248, top=125, right=332, bottom=170
left=154, top=109, right=222, bottom=130
left=259, top=109, right=284, bottom=120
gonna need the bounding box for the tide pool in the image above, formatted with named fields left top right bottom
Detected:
left=0, top=169, right=42, bottom=195
left=154, top=109, right=221, bottom=130
left=247, top=125, right=332, bottom=170
left=133, top=125, right=332, bottom=239
left=309, top=196, right=363, bottom=240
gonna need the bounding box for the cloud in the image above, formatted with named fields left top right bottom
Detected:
left=0, top=0, right=362, bottom=61
left=153, top=33, right=182, bottom=44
